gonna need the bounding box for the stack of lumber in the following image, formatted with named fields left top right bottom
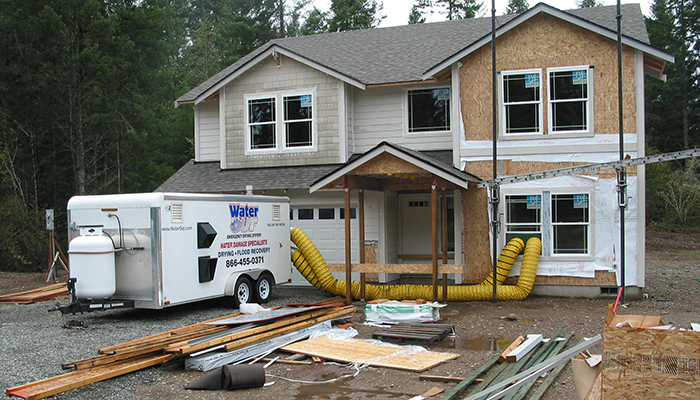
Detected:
left=436, top=329, right=579, bottom=400
left=0, top=283, right=68, bottom=304
left=5, top=297, right=354, bottom=400
left=371, top=323, right=454, bottom=345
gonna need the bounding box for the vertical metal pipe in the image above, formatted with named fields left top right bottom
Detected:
left=617, top=0, right=626, bottom=303
left=344, top=176, right=352, bottom=305
left=491, top=0, right=499, bottom=302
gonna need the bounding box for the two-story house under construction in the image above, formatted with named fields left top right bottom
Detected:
left=159, top=3, right=673, bottom=299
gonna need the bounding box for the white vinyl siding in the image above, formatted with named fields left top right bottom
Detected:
left=195, top=99, right=220, bottom=162
left=352, top=86, right=452, bottom=153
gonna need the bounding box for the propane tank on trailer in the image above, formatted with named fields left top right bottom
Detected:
left=69, top=226, right=116, bottom=300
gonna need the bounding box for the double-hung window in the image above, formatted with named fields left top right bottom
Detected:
left=505, top=191, right=591, bottom=257
left=501, top=69, right=543, bottom=135
left=407, top=87, right=451, bottom=133
left=247, top=91, right=314, bottom=152
left=548, top=66, right=592, bottom=134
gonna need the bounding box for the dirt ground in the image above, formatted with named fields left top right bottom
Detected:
left=1, top=226, right=699, bottom=400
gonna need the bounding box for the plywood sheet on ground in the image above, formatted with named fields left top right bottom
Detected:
left=281, top=336, right=458, bottom=372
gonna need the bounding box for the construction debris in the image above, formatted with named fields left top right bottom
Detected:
left=185, top=364, right=266, bottom=391
left=5, top=300, right=355, bottom=400
left=0, top=283, right=67, bottom=304
left=280, top=335, right=459, bottom=372
left=364, top=300, right=444, bottom=324
left=371, top=323, right=454, bottom=345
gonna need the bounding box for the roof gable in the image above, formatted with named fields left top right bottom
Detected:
left=176, top=3, right=668, bottom=106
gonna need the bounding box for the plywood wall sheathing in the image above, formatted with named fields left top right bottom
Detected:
left=461, top=187, right=492, bottom=283
left=353, top=153, right=427, bottom=176
left=459, top=13, right=638, bottom=143
left=503, top=271, right=617, bottom=286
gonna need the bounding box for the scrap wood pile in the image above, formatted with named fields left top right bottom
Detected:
left=0, top=283, right=68, bottom=304
left=432, top=329, right=602, bottom=400
left=5, top=297, right=354, bottom=400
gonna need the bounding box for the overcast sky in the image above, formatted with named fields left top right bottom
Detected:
left=312, top=1, right=654, bottom=28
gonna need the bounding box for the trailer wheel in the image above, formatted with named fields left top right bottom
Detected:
left=232, top=276, right=253, bottom=308
left=255, top=272, right=274, bottom=303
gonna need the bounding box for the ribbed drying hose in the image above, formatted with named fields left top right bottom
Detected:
left=290, top=227, right=541, bottom=301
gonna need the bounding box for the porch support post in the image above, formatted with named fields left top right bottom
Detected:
left=431, top=175, right=438, bottom=302
left=344, top=176, right=352, bottom=305
left=442, top=188, right=448, bottom=302
left=359, top=189, right=366, bottom=301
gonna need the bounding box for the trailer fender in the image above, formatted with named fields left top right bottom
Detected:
left=223, top=270, right=265, bottom=297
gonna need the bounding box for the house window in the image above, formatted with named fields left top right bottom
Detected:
left=501, top=70, right=542, bottom=135
left=548, top=67, right=591, bottom=133
left=297, top=208, right=313, bottom=220
left=246, top=91, right=314, bottom=152
left=318, top=208, right=335, bottom=220
left=505, top=192, right=591, bottom=256
left=408, top=88, right=450, bottom=133
left=551, top=194, right=589, bottom=254
left=248, top=98, right=276, bottom=149
left=505, top=195, right=542, bottom=243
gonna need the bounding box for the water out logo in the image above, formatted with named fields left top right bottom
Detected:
left=229, top=203, right=259, bottom=233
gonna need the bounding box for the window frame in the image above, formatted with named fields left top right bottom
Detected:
left=245, top=89, right=317, bottom=154
left=405, top=86, right=452, bottom=135
left=547, top=65, right=593, bottom=136
left=502, top=188, right=594, bottom=260
left=499, top=68, right=544, bottom=137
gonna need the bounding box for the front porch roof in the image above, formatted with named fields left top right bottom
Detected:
left=309, top=142, right=482, bottom=193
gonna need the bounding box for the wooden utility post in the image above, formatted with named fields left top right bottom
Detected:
left=359, top=190, right=366, bottom=300
left=442, top=188, right=448, bottom=302
left=431, top=175, right=438, bottom=302
left=344, top=176, right=352, bottom=305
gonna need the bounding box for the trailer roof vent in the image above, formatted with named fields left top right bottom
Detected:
left=272, top=204, right=281, bottom=221
left=171, top=203, right=184, bottom=223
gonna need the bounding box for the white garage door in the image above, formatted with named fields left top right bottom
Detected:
left=289, top=205, right=359, bottom=286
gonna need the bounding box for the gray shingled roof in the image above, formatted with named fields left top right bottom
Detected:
left=177, top=3, right=649, bottom=103
left=156, top=160, right=342, bottom=193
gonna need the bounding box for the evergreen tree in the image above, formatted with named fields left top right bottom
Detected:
left=416, top=0, right=482, bottom=20
left=327, top=0, right=385, bottom=32
left=577, top=0, right=602, bottom=8
left=506, top=0, right=529, bottom=15
left=299, top=7, right=329, bottom=35
left=409, top=4, right=426, bottom=24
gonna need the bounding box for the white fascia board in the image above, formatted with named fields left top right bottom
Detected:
left=195, top=45, right=365, bottom=105
left=422, top=4, right=674, bottom=80
left=309, top=144, right=472, bottom=193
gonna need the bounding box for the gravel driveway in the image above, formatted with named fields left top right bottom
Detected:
left=1, top=227, right=698, bottom=400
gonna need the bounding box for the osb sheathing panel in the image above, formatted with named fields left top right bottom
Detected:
left=464, top=160, right=637, bottom=180
left=460, top=13, right=638, bottom=142
left=602, top=326, right=700, bottom=399
left=281, top=335, right=459, bottom=372
left=352, top=153, right=427, bottom=176
left=461, top=187, right=492, bottom=283
left=503, top=270, right=617, bottom=286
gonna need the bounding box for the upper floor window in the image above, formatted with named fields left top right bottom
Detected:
left=501, top=69, right=543, bottom=135
left=407, top=88, right=450, bottom=133
left=500, top=66, right=593, bottom=137
left=548, top=66, right=592, bottom=134
left=247, top=91, right=314, bottom=152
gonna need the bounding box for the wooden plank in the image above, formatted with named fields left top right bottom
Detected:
left=327, top=263, right=462, bottom=274
left=222, top=306, right=357, bottom=352
left=506, top=334, right=542, bottom=362
left=420, top=375, right=466, bottom=383
left=0, top=283, right=68, bottom=303
left=281, top=335, right=458, bottom=372
left=165, top=307, right=344, bottom=355
left=499, top=336, right=525, bottom=363
left=5, top=354, right=173, bottom=400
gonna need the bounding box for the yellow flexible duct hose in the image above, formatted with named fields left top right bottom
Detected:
left=290, top=227, right=541, bottom=301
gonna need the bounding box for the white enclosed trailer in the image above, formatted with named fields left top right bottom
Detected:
left=62, top=192, right=291, bottom=313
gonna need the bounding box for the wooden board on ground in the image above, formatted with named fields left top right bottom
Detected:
left=0, top=283, right=67, bottom=304
left=372, top=323, right=454, bottom=345
left=281, top=336, right=458, bottom=372
left=602, top=326, right=700, bottom=399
